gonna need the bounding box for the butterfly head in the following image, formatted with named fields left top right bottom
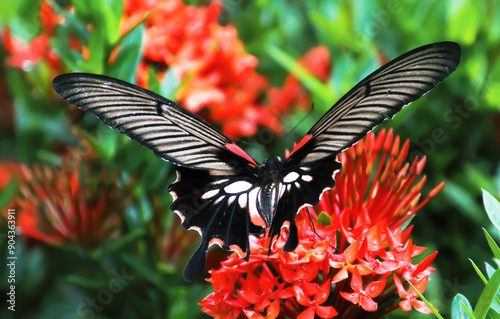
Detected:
left=262, top=156, right=282, bottom=174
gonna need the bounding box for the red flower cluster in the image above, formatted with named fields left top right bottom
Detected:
left=15, top=154, right=126, bottom=249
left=121, top=0, right=328, bottom=137
left=200, top=129, right=442, bottom=318
left=121, top=0, right=271, bottom=137
left=2, top=0, right=329, bottom=139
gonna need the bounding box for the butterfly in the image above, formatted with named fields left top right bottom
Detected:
left=53, top=41, right=461, bottom=282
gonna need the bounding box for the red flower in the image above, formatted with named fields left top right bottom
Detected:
left=201, top=130, right=442, bottom=318
left=3, top=0, right=330, bottom=139
left=121, top=0, right=330, bottom=138
left=15, top=155, right=126, bottom=249
left=2, top=1, right=61, bottom=72
left=339, top=268, right=386, bottom=311
left=286, top=280, right=338, bottom=319
left=0, top=163, right=18, bottom=190
left=394, top=275, right=432, bottom=314
left=121, top=0, right=273, bottom=137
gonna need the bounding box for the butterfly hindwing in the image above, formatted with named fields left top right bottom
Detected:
left=270, top=158, right=342, bottom=250
left=169, top=167, right=263, bottom=282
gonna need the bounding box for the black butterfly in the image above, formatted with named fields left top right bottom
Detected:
left=53, top=42, right=461, bottom=282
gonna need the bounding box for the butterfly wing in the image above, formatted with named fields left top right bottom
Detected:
left=272, top=42, right=461, bottom=249
left=286, top=41, right=461, bottom=166
left=53, top=73, right=258, bottom=171
left=169, top=168, right=266, bottom=282
left=53, top=73, right=262, bottom=281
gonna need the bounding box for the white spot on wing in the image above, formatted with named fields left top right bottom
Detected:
left=174, top=170, right=181, bottom=183
left=224, top=181, right=253, bottom=194
left=301, top=175, right=313, bottom=182
left=248, top=188, right=265, bottom=227
left=279, top=184, right=285, bottom=197
left=211, top=178, right=229, bottom=185
left=283, top=171, right=299, bottom=183
left=201, top=189, right=219, bottom=199
left=238, top=193, right=248, bottom=208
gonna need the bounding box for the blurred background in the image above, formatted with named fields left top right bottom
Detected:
left=0, top=0, right=499, bottom=318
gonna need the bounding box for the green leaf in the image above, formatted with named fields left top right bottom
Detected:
left=0, top=0, right=27, bottom=22
left=483, top=189, right=500, bottom=232
left=447, top=0, right=480, bottom=45
left=316, top=212, right=332, bottom=226
left=78, top=29, right=106, bottom=73
left=471, top=259, right=489, bottom=285
left=0, top=178, right=18, bottom=209
left=484, top=263, right=500, bottom=312
left=102, top=0, right=124, bottom=45
left=67, top=275, right=106, bottom=289
left=93, top=228, right=146, bottom=259
left=160, top=68, right=181, bottom=100
left=108, top=24, right=145, bottom=82
left=82, top=124, right=117, bottom=160
left=443, top=181, right=484, bottom=224
left=452, top=294, right=472, bottom=319
left=407, top=280, right=444, bottom=319
left=266, top=44, right=334, bottom=104
left=474, top=268, right=500, bottom=319
left=122, top=253, right=161, bottom=286
left=461, top=300, right=477, bottom=319
left=484, top=228, right=500, bottom=260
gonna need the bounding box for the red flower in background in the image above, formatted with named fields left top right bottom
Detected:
left=15, top=152, right=127, bottom=249
left=201, top=130, right=440, bottom=318
left=121, top=0, right=328, bottom=137
left=2, top=1, right=61, bottom=72
left=2, top=0, right=329, bottom=139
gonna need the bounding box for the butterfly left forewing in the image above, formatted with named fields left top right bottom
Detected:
left=53, top=73, right=258, bottom=171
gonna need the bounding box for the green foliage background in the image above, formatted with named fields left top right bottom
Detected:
left=0, top=0, right=499, bottom=318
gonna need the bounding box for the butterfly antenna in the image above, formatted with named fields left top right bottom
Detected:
left=282, top=102, right=315, bottom=142
left=306, top=207, right=324, bottom=241
left=307, top=210, right=341, bottom=253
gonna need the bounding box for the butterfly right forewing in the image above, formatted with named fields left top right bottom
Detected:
left=276, top=42, right=461, bottom=251
left=286, top=42, right=461, bottom=166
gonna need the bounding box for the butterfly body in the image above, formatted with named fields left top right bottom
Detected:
left=53, top=42, right=461, bottom=281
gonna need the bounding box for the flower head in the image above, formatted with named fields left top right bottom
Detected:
left=201, top=129, right=443, bottom=318
left=15, top=152, right=127, bottom=249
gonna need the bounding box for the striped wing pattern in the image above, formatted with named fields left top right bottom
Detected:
left=52, top=73, right=256, bottom=171
left=287, top=42, right=461, bottom=165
